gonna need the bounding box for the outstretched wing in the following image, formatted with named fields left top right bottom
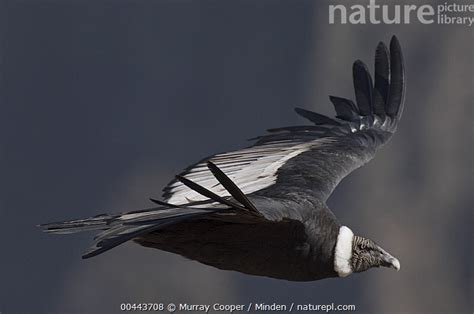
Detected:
left=163, top=36, right=405, bottom=204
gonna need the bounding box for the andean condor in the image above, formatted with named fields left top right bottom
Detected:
left=40, top=36, right=405, bottom=281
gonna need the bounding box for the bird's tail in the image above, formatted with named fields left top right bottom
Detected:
left=40, top=213, right=112, bottom=235
left=39, top=205, right=220, bottom=258
left=39, top=162, right=259, bottom=259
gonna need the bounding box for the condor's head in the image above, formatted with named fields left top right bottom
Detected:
left=334, top=226, right=400, bottom=277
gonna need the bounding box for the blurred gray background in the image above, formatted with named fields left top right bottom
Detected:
left=0, top=0, right=472, bottom=313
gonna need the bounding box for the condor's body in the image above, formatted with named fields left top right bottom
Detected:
left=137, top=196, right=340, bottom=281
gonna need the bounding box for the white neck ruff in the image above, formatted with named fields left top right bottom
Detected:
left=334, top=226, right=354, bottom=277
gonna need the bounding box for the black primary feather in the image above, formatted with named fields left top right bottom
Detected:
left=175, top=175, right=247, bottom=211
left=329, top=96, right=359, bottom=121
left=386, top=36, right=405, bottom=119
left=207, top=161, right=260, bottom=215
left=352, top=60, right=374, bottom=116
left=373, top=42, right=390, bottom=118
left=294, top=107, right=341, bottom=126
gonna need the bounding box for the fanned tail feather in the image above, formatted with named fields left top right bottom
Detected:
left=39, top=214, right=111, bottom=235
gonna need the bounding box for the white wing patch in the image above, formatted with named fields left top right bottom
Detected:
left=165, top=139, right=329, bottom=205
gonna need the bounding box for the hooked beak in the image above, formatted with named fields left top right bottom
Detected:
left=377, top=245, right=401, bottom=271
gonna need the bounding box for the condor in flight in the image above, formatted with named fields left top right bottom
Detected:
left=41, top=36, right=405, bottom=281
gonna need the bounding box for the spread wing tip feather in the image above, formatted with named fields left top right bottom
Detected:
left=387, top=35, right=405, bottom=120
left=249, top=37, right=404, bottom=153
left=357, top=37, right=404, bottom=121
left=301, top=36, right=404, bottom=132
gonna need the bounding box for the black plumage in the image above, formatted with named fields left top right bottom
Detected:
left=352, top=60, right=374, bottom=116
left=294, top=107, right=342, bottom=126
left=373, top=42, right=390, bottom=118
left=207, top=161, right=261, bottom=215
left=40, top=36, right=405, bottom=281
left=329, top=96, right=359, bottom=121
left=386, top=37, right=405, bottom=118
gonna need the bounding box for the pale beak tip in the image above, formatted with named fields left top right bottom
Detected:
left=391, top=258, right=401, bottom=271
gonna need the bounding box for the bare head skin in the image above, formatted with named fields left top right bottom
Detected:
left=351, top=235, right=400, bottom=273
left=334, top=226, right=400, bottom=278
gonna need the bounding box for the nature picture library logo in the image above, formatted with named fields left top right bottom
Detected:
left=329, top=0, right=474, bottom=27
